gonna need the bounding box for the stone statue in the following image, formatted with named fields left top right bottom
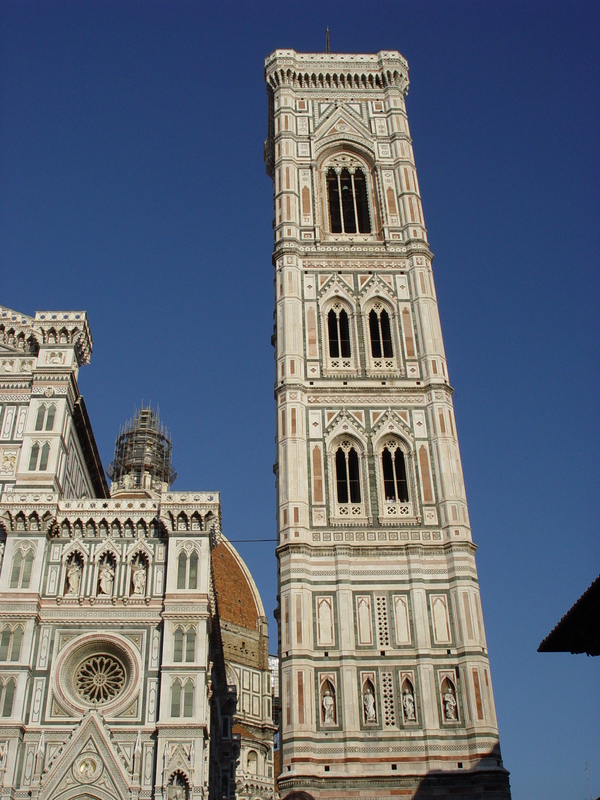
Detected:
left=132, top=559, right=147, bottom=595
left=443, top=686, right=457, bottom=720
left=98, top=559, right=115, bottom=596
left=402, top=688, right=416, bottom=721
left=322, top=687, right=335, bottom=724
left=167, top=774, right=188, bottom=800
left=363, top=684, right=376, bottom=722
left=66, top=560, right=82, bottom=596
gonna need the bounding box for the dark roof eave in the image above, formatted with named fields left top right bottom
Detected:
left=538, top=573, right=600, bottom=656
left=73, top=396, right=110, bottom=499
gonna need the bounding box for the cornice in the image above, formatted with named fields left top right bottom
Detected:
left=277, top=540, right=477, bottom=558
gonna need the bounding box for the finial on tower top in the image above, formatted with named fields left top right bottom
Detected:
left=326, top=27, right=330, bottom=54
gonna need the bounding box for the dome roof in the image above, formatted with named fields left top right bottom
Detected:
left=212, top=538, right=264, bottom=630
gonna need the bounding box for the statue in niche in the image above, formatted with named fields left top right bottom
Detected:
left=98, top=557, right=115, bottom=596
left=442, top=681, right=457, bottom=721
left=167, top=774, right=188, bottom=800
left=322, top=683, right=336, bottom=724
left=363, top=682, right=376, bottom=723
left=65, top=558, right=82, bottom=596
left=402, top=686, right=416, bottom=721
left=132, top=557, right=147, bottom=596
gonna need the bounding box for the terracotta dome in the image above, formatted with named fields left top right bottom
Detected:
left=212, top=538, right=264, bottom=629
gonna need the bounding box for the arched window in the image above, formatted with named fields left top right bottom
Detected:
left=188, top=553, right=198, bottom=590
left=34, top=404, right=55, bottom=432
left=182, top=679, right=194, bottom=717
left=173, top=627, right=196, bottom=664
left=28, top=443, right=39, bottom=471
left=176, top=551, right=199, bottom=590
left=171, top=680, right=182, bottom=717
left=35, top=406, right=45, bottom=431
left=39, top=442, right=50, bottom=471
left=326, top=167, right=371, bottom=234
left=173, top=628, right=184, bottom=662
left=369, top=308, right=393, bottom=359
left=185, top=628, right=196, bottom=662
left=177, top=552, right=187, bottom=589
left=0, top=628, right=22, bottom=662
left=46, top=404, right=56, bottom=431
left=335, top=443, right=361, bottom=505
left=10, top=550, right=33, bottom=589
left=327, top=308, right=351, bottom=358
left=28, top=442, right=50, bottom=471
left=382, top=443, right=408, bottom=503
left=1, top=679, right=15, bottom=718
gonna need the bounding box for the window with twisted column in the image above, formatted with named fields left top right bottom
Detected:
left=364, top=301, right=402, bottom=373
left=322, top=301, right=358, bottom=373
left=378, top=438, right=416, bottom=522
left=329, top=439, right=367, bottom=522
left=325, top=160, right=372, bottom=235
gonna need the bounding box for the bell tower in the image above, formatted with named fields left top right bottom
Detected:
left=265, top=49, right=511, bottom=799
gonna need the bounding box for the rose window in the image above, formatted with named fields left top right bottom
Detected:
left=75, top=654, right=126, bottom=704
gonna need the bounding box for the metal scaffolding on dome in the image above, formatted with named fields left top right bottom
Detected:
left=106, top=406, right=177, bottom=493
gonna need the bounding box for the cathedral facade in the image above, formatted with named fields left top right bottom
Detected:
left=265, top=50, right=511, bottom=798
left=0, top=308, right=275, bottom=800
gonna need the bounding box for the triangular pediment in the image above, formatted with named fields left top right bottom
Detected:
left=318, top=275, right=355, bottom=307
left=371, top=408, right=414, bottom=445
left=40, top=711, right=131, bottom=800
left=325, top=409, right=367, bottom=447
left=359, top=274, right=395, bottom=304
left=315, top=106, right=371, bottom=140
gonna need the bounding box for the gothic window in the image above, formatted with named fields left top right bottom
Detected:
left=28, top=443, right=39, bottom=471
left=377, top=438, right=416, bottom=522
left=369, top=308, right=393, bottom=359
left=173, top=628, right=184, bottom=662
left=0, top=679, right=15, bottom=718
left=28, top=442, right=50, bottom=471
left=171, top=680, right=181, bottom=716
left=185, top=627, right=196, bottom=662
left=0, top=627, right=22, bottom=661
left=171, top=679, right=194, bottom=718
left=335, top=443, right=361, bottom=504
left=35, top=404, right=55, bottom=432
left=177, top=553, right=186, bottom=589
left=382, top=443, right=408, bottom=502
left=38, top=442, right=50, bottom=472
left=189, top=553, right=198, bottom=589
left=327, top=308, right=351, bottom=359
left=176, top=551, right=198, bottom=590
left=329, top=438, right=367, bottom=521
left=182, top=679, right=194, bottom=717
left=9, top=549, right=33, bottom=589
left=326, top=167, right=371, bottom=234
left=173, top=626, right=196, bottom=663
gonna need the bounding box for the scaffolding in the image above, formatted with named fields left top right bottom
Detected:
left=106, top=406, right=177, bottom=493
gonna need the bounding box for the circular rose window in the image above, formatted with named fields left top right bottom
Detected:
left=75, top=654, right=126, bottom=704
left=55, top=634, right=139, bottom=714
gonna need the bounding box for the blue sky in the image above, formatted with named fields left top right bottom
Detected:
left=1, top=1, right=599, bottom=797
